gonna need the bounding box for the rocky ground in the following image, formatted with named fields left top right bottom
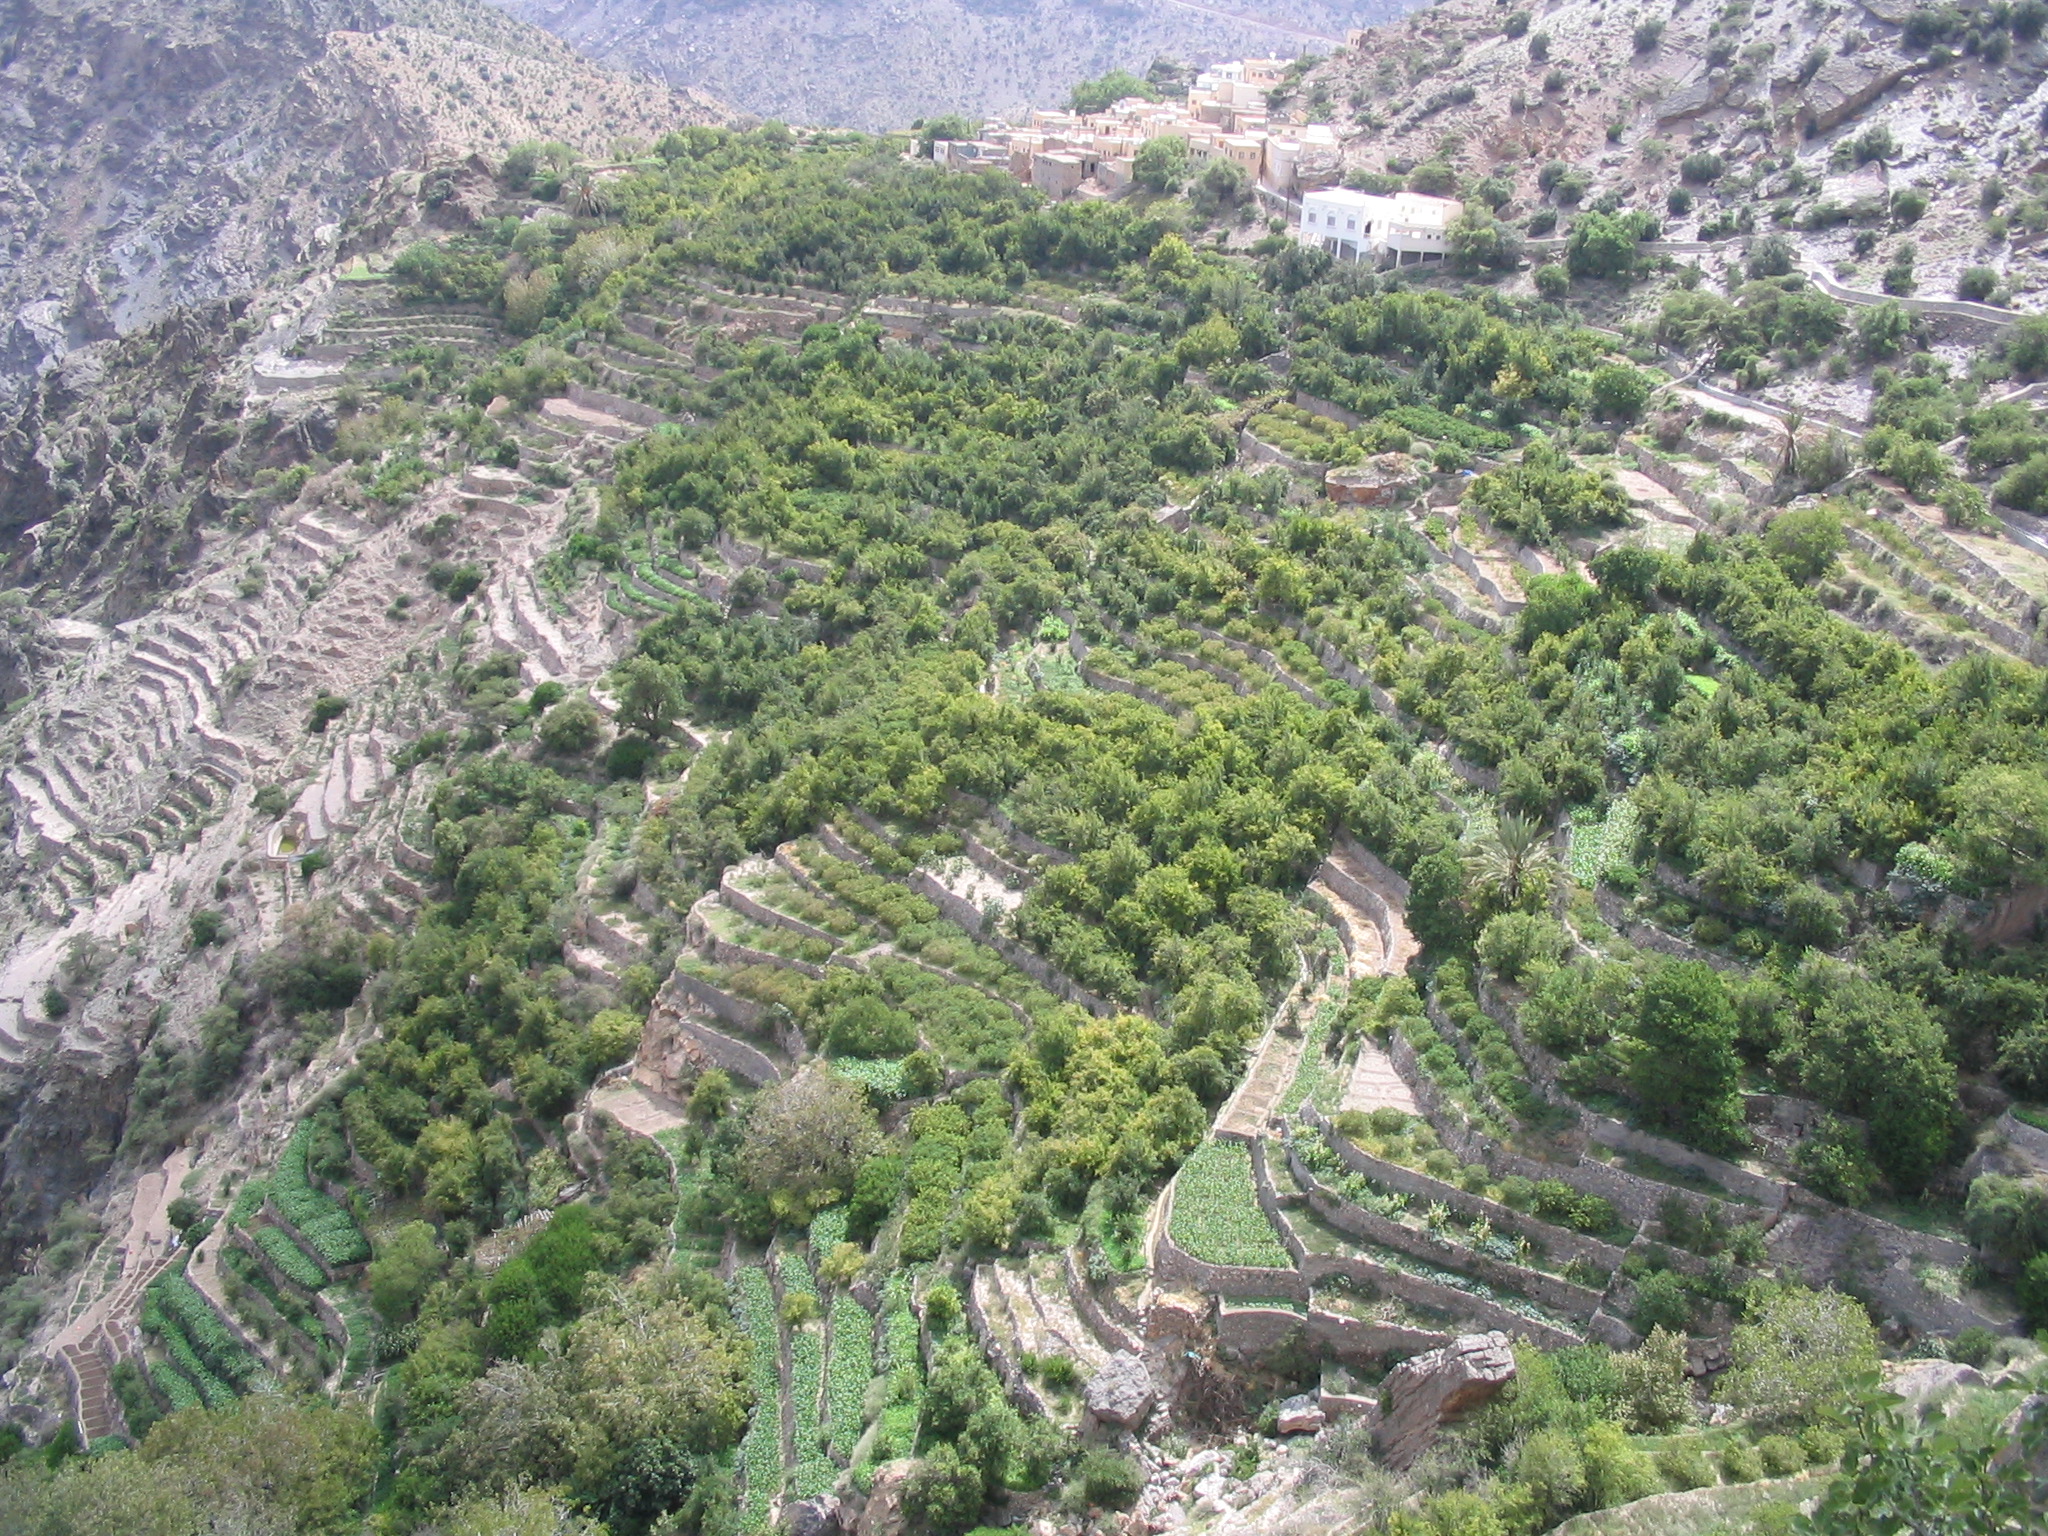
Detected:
left=0, top=0, right=723, bottom=398
left=1280, top=0, right=2048, bottom=310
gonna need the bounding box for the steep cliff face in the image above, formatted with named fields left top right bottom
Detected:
left=0, top=0, right=722, bottom=390
left=490, top=0, right=1420, bottom=131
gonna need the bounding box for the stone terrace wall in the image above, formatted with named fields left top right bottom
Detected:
left=719, top=873, right=842, bottom=949
left=1153, top=1228, right=1310, bottom=1304
left=1218, top=1304, right=1307, bottom=1358
left=663, top=970, right=766, bottom=1032
left=1308, top=1307, right=1449, bottom=1364
left=1296, top=1250, right=1581, bottom=1350
left=1295, top=1108, right=1628, bottom=1275
left=906, top=868, right=1116, bottom=1017
left=1063, top=1245, right=1143, bottom=1354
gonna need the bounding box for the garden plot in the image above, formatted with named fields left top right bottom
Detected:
left=1168, top=1139, right=1293, bottom=1269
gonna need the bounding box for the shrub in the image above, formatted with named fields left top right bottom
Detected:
left=1585, top=1419, right=1660, bottom=1507
left=1077, top=1447, right=1143, bottom=1508
left=1681, top=151, right=1726, bottom=184
left=1757, top=1434, right=1807, bottom=1476
left=1631, top=1270, right=1694, bottom=1335
left=1958, top=266, right=1999, bottom=301
left=1892, top=187, right=1929, bottom=225
left=1657, top=1437, right=1716, bottom=1490
left=1720, top=1440, right=1763, bottom=1482
left=1536, top=263, right=1570, bottom=298
left=1634, top=18, right=1665, bottom=49
left=1477, top=911, right=1570, bottom=983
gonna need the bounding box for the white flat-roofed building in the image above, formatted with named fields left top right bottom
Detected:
left=1296, top=188, right=1464, bottom=264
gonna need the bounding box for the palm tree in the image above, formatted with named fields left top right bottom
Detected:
left=566, top=167, right=613, bottom=221
left=1464, top=812, right=1558, bottom=907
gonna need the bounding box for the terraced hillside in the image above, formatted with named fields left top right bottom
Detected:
left=6, top=113, right=2048, bottom=1536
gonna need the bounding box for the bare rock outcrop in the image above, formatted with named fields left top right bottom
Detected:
left=1373, top=1331, right=1516, bottom=1469
left=1086, top=1350, right=1159, bottom=1429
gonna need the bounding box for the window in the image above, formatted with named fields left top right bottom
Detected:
left=1347, top=218, right=1357, bottom=230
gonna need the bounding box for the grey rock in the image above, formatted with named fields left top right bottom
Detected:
left=1373, top=1331, right=1516, bottom=1470
left=1890, top=1360, right=1987, bottom=1407
left=781, top=1497, right=841, bottom=1536
left=1086, top=1350, right=1159, bottom=1429
left=1275, top=1392, right=1325, bottom=1435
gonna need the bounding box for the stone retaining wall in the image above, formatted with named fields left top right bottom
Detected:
left=1063, top=1246, right=1143, bottom=1355
left=945, top=791, right=1072, bottom=865
left=228, top=1226, right=349, bottom=1348
left=964, top=1266, right=1056, bottom=1420
left=719, top=876, right=842, bottom=949
left=663, top=970, right=767, bottom=1032
left=1186, top=622, right=1334, bottom=710
left=1217, top=1303, right=1307, bottom=1357
left=1153, top=1228, right=1311, bottom=1303
left=906, top=868, right=1116, bottom=1017
left=1238, top=427, right=1331, bottom=479
left=1307, top=1307, right=1449, bottom=1363
left=1295, top=1250, right=1581, bottom=1349
left=1303, top=1184, right=1607, bottom=1321
left=1296, top=1108, right=1628, bottom=1275
left=644, top=995, right=785, bottom=1085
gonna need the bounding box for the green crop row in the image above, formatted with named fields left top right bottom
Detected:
left=153, top=1274, right=261, bottom=1388
left=731, top=1266, right=782, bottom=1532
left=826, top=1292, right=874, bottom=1461
left=809, top=1206, right=848, bottom=1256
left=150, top=1360, right=201, bottom=1412
left=152, top=1316, right=237, bottom=1410
left=1169, top=1140, right=1293, bottom=1270
left=254, top=1224, right=328, bottom=1291
left=272, top=1121, right=369, bottom=1266
left=789, top=1322, right=832, bottom=1496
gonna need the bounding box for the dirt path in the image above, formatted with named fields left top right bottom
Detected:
left=51, top=1145, right=191, bottom=1439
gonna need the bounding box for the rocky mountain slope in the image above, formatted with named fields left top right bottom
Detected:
left=0, top=0, right=722, bottom=390
left=1278, top=0, right=2048, bottom=308
left=488, top=0, right=1414, bottom=130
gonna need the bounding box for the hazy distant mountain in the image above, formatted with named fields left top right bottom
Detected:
left=487, top=0, right=1422, bottom=130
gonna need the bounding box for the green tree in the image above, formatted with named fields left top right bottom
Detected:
left=1626, top=959, right=1745, bottom=1152
left=538, top=696, right=603, bottom=756
left=1783, top=962, right=1954, bottom=1191
left=1942, top=764, right=2048, bottom=887
left=1589, top=364, right=1651, bottom=421
left=613, top=658, right=680, bottom=739
left=1566, top=211, right=1642, bottom=280
left=1069, top=71, right=1157, bottom=114
left=369, top=1220, right=446, bottom=1323
left=1764, top=506, right=1845, bottom=582
left=1718, top=1284, right=1880, bottom=1429
left=1133, top=136, right=1189, bottom=193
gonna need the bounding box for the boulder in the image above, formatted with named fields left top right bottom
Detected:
left=782, top=1497, right=842, bottom=1536
left=1145, top=1291, right=1207, bottom=1341
left=1989, top=1393, right=2048, bottom=1505
left=1372, top=1331, right=1516, bottom=1469
left=1275, top=1392, right=1326, bottom=1435
left=1889, top=1360, right=1987, bottom=1409
left=1087, top=1350, right=1159, bottom=1429
left=854, top=1460, right=914, bottom=1536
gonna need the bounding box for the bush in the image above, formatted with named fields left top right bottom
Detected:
left=1585, top=1419, right=1660, bottom=1507
left=1634, top=18, right=1665, bottom=49
left=1657, top=1438, right=1716, bottom=1491
left=1680, top=152, right=1726, bottom=184
left=1892, top=188, right=1929, bottom=225
left=307, top=695, right=348, bottom=734
left=1477, top=911, right=1570, bottom=983
left=1757, top=1434, right=1807, bottom=1476
left=1535, top=263, right=1570, bottom=298
left=1631, top=1270, right=1694, bottom=1335
left=1076, top=1447, right=1142, bottom=1509
left=1720, top=1440, right=1764, bottom=1482
left=1958, top=266, right=1999, bottom=301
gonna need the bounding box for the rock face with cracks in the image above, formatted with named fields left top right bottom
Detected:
left=1086, top=1349, right=1159, bottom=1429
left=1373, top=1331, right=1516, bottom=1470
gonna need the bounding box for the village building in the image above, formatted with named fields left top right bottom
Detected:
left=1295, top=187, right=1463, bottom=265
